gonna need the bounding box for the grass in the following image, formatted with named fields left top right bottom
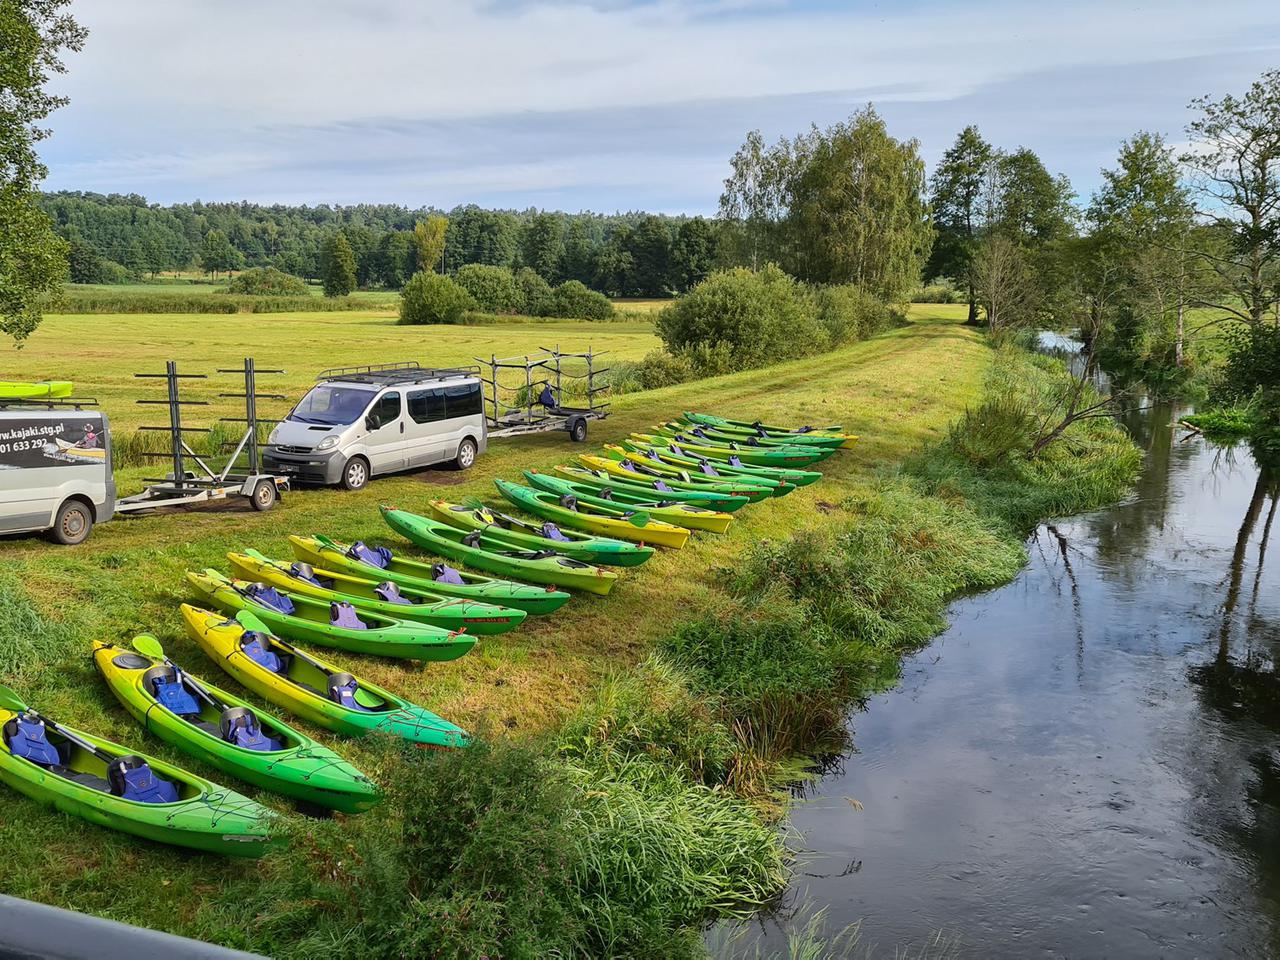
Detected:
left=0, top=303, right=1137, bottom=954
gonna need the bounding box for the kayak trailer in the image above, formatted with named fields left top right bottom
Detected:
left=476, top=346, right=609, bottom=443
left=115, top=359, right=290, bottom=515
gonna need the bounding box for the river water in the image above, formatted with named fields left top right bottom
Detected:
left=758, top=389, right=1280, bottom=957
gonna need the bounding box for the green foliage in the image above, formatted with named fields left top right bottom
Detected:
left=636, top=349, right=696, bottom=389
left=912, top=277, right=963, bottom=303
left=1, top=186, right=68, bottom=344
left=320, top=232, right=357, bottom=296
left=411, top=215, right=448, bottom=274
left=453, top=263, right=524, bottom=313
left=199, top=229, right=242, bottom=278
left=927, top=125, right=994, bottom=320
left=49, top=289, right=368, bottom=314
left=520, top=211, right=564, bottom=282
left=398, top=270, right=477, bottom=325
left=670, top=217, right=719, bottom=293
left=221, top=266, right=308, bottom=296
left=811, top=283, right=899, bottom=343
left=549, top=279, right=615, bottom=319
left=514, top=266, right=554, bottom=316
left=656, top=265, right=828, bottom=371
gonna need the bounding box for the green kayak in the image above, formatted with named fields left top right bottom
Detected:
left=682, top=411, right=856, bottom=448
left=427, top=498, right=656, bottom=567
left=494, top=479, right=692, bottom=548
left=620, top=439, right=822, bottom=487
left=93, top=637, right=380, bottom=814
left=551, top=464, right=750, bottom=513
left=290, top=535, right=570, bottom=616
left=183, top=606, right=468, bottom=749
left=230, top=549, right=527, bottom=635
left=577, top=454, right=775, bottom=503
left=187, top=569, right=476, bottom=662
left=674, top=415, right=849, bottom=450
left=656, top=420, right=843, bottom=455
left=382, top=506, right=619, bottom=596
left=603, top=444, right=795, bottom=498
left=0, top=380, right=73, bottom=399
left=523, top=470, right=736, bottom=533
left=639, top=430, right=833, bottom=466
left=0, top=684, right=277, bottom=857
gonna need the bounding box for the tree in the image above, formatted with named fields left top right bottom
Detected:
left=320, top=232, right=357, bottom=296
left=719, top=129, right=794, bottom=270
left=0, top=0, right=86, bottom=344
left=399, top=272, right=477, bottom=325
left=520, top=212, right=564, bottom=282
left=559, top=218, right=598, bottom=285
left=200, top=229, right=240, bottom=278
left=626, top=215, right=674, bottom=297
left=973, top=233, right=1036, bottom=337
left=670, top=217, right=718, bottom=292
left=412, top=215, right=448, bottom=274
left=374, top=230, right=416, bottom=289
left=1182, top=69, right=1280, bottom=326
left=454, top=264, right=524, bottom=314
left=928, top=126, right=995, bottom=323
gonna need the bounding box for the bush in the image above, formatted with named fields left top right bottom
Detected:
left=222, top=267, right=309, bottom=296
left=398, top=271, right=477, bottom=325
left=656, top=265, right=828, bottom=372
left=636, top=349, right=696, bottom=389
left=548, top=279, right=615, bottom=320
left=515, top=267, right=554, bottom=317
left=811, top=283, right=898, bottom=344
left=912, top=277, right=963, bottom=303
left=453, top=264, right=524, bottom=314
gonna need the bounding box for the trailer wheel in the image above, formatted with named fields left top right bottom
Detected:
left=568, top=417, right=588, bottom=443
left=50, top=498, right=93, bottom=545
left=342, top=456, right=370, bottom=491
left=250, top=480, right=278, bottom=512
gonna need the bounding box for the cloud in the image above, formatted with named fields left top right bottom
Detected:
left=38, top=0, right=1280, bottom=210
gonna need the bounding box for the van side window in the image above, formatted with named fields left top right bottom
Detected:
left=408, top=389, right=446, bottom=424
left=444, top=382, right=483, bottom=419
left=372, top=391, right=401, bottom=425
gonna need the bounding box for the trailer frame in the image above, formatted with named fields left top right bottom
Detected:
left=476, top=345, right=609, bottom=443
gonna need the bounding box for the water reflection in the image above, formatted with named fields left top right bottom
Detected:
left=757, top=396, right=1280, bottom=957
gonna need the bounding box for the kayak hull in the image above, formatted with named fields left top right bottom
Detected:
left=620, top=439, right=822, bottom=487
left=427, top=500, right=656, bottom=566
left=523, top=470, right=734, bottom=533
left=682, top=412, right=856, bottom=448
left=92, top=640, right=380, bottom=813
left=289, top=536, right=570, bottom=616
left=229, top=552, right=527, bottom=636
left=183, top=604, right=468, bottom=748
left=550, top=465, right=750, bottom=513
left=0, top=705, right=276, bottom=857
left=187, top=570, right=476, bottom=662
left=609, top=442, right=796, bottom=497
left=0, top=380, right=73, bottom=399
left=576, top=454, right=773, bottom=503
left=382, top=507, right=618, bottom=595
left=494, top=479, right=692, bottom=548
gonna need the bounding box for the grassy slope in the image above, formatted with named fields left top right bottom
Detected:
left=0, top=305, right=988, bottom=932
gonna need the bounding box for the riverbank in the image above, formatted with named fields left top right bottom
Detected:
left=0, top=310, right=1139, bottom=956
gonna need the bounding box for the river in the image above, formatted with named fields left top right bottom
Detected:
left=754, top=381, right=1280, bottom=957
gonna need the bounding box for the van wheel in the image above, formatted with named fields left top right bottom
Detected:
left=453, top=438, right=478, bottom=471
left=342, top=456, right=370, bottom=491
left=50, top=499, right=93, bottom=545
left=250, top=480, right=278, bottom=511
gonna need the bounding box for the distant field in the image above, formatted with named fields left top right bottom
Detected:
left=6, top=308, right=663, bottom=433
left=611, top=298, right=672, bottom=314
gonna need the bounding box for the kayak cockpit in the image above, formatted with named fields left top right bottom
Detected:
left=135, top=659, right=297, bottom=752
left=238, top=632, right=395, bottom=714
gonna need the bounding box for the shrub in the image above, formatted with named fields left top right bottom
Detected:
left=453, top=264, right=524, bottom=314
left=656, top=265, right=828, bottom=372
left=636, top=349, right=696, bottom=389
left=398, top=271, right=477, bottom=325
left=222, top=266, right=309, bottom=296
left=548, top=279, right=615, bottom=320
left=811, top=283, right=898, bottom=344
left=912, top=277, right=963, bottom=303
left=515, top=266, right=554, bottom=317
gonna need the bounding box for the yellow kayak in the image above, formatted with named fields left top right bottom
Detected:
left=0, top=380, right=73, bottom=399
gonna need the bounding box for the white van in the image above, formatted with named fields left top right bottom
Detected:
left=0, top=405, right=116, bottom=544
left=263, top=363, right=488, bottom=490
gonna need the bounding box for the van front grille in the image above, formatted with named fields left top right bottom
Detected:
left=272, top=444, right=313, bottom=455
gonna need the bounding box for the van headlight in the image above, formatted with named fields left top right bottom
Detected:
left=316, top=435, right=338, bottom=451
left=268, top=426, right=281, bottom=444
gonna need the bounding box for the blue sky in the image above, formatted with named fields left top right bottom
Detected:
left=39, top=0, right=1280, bottom=213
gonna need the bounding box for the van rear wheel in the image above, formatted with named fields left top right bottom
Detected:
left=341, top=456, right=370, bottom=491
left=50, top=499, right=93, bottom=545
left=453, top=438, right=478, bottom=471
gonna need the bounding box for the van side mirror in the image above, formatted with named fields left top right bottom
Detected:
left=365, top=414, right=382, bottom=431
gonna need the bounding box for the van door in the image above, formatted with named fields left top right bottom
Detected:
left=363, top=390, right=405, bottom=474
left=404, top=387, right=449, bottom=466
left=441, top=382, right=485, bottom=458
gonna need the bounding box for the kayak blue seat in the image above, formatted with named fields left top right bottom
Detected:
left=330, top=601, right=367, bottom=630
left=348, top=541, right=391, bottom=570
left=289, top=562, right=324, bottom=586
left=240, top=632, right=284, bottom=674
left=374, top=581, right=413, bottom=605
left=728, top=456, right=743, bottom=467
left=246, top=583, right=295, bottom=615
left=327, top=673, right=369, bottom=711
left=432, top=563, right=465, bottom=585
left=653, top=480, right=673, bottom=492
left=107, top=756, right=179, bottom=803
left=540, top=522, right=571, bottom=542
left=3, top=715, right=62, bottom=767
left=698, top=460, right=720, bottom=477
left=219, top=707, right=281, bottom=752
left=145, top=666, right=201, bottom=717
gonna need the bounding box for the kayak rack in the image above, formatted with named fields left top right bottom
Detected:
left=115, top=358, right=290, bottom=515
left=477, top=346, right=609, bottom=442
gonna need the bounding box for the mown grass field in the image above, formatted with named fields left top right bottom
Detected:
left=0, top=304, right=989, bottom=935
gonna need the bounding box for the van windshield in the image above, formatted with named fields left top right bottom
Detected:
left=288, top=385, right=376, bottom=426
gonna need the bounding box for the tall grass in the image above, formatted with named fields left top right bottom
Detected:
left=48, top=290, right=378, bottom=314
left=0, top=582, right=79, bottom=684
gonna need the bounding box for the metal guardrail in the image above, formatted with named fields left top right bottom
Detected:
left=0, top=894, right=268, bottom=960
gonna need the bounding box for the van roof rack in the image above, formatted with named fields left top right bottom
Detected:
left=0, top=396, right=100, bottom=411
left=316, top=361, right=480, bottom=386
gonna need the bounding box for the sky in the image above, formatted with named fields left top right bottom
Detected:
left=38, top=0, right=1280, bottom=214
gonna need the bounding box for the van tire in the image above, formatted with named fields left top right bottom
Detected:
left=50, top=498, right=93, bottom=545
left=341, top=456, right=370, bottom=491
left=453, top=437, right=478, bottom=471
